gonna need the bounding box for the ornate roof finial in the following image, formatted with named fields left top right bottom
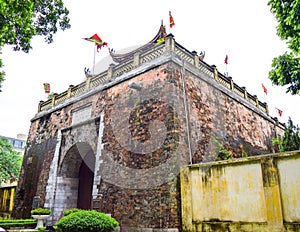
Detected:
left=109, top=23, right=167, bottom=63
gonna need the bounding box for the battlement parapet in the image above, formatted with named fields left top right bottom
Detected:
left=38, top=35, right=268, bottom=117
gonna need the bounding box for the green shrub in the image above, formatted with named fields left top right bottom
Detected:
left=56, top=210, right=119, bottom=232
left=37, top=226, right=58, bottom=232
left=63, top=208, right=81, bottom=216
left=242, top=150, right=248, bottom=158
left=272, top=117, right=300, bottom=152
left=0, top=219, right=37, bottom=229
left=208, top=137, right=232, bottom=161
left=31, top=208, right=52, bottom=215
left=218, top=148, right=231, bottom=160
left=38, top=226, right=46, bottom=232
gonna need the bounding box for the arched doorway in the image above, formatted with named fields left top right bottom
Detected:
left=77, top=149, right=95, bottom=209
left=58, top=142, right=95, bottom=210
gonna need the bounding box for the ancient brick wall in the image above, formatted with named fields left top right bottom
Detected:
left=13, top=57, right=283, bottom=230
left=90, top=61, right=281, bottom=229
left=12, top=108, right=73, bottom=218
left=91, top=63, right=185, bottom=229
left=183, top=67, right=279, bottom=162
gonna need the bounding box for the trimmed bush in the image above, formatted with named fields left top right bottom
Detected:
left=37, top=225, right=58, bottom=232
left=31, top=208, right=52, bottom=215
left=63, top=208, right=81, bottom=216
left=0, top=219, right=37, bottom=229
left=38, top=226, right=46, bottom=232
left=56, top=210, right=119, bottom=232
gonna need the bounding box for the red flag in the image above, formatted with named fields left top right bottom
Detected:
left=83, top=34, right=107, bottom=52
left=262, top=83, right=267, bottom=95
left=83, top=34, right=102, bottom=44
left=224, top=55, right=228, bottom=64
left=43, top=83, right=50, bottom=94
left=96, top=42, right=108, bottom=52
left=275, top=108, right=283, bottom=117
left=169, top=11, right=175, bottom=28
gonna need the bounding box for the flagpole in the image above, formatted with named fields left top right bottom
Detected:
left=93, top=45, right=96, bottom=75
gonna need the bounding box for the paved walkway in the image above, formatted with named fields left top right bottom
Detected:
left=7, top=230, right=37, bottom=232
left=5, top=229, right=37, bottom=232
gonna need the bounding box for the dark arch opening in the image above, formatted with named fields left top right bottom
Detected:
left=59, top=142, right=95, bottom=210
left=77, top=149, right=95, bottom=209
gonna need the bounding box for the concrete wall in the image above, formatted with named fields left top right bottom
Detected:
left=181, top=151, right=300, bottom=231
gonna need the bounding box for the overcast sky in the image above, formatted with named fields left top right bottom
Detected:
left=0, top=0, right=299, bottom=138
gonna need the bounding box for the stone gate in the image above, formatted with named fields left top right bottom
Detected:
left=13, top=24, right=284, bottom=231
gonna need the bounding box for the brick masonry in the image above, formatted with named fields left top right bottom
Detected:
left=13, top=52, right=283, bottom=231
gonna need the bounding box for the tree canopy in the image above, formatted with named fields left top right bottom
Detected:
left=0, top=137, right=23, bottom=184
left=273, top=117, right=300, bottom=152
left=0, top=0, right=71, bottom=91
left=268, top=0, right=300, bottom=95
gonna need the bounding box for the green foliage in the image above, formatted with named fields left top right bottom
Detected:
left=63, top=208, right=80, bottom=216
left=0, top=219, right=37, bottom=229
left=0, top=137, right=22, bottom=184
left=0, top=0, right=70, bottom=51
left=38, top=227, right=46, bottom=232
left=31, top=208, right=52, bottom=215
left=0, top=0, right=71, bottom=91
left=268, top=0, right=300, bottom=95
left=273, top=117, right=300, bottom=152
left=208, top=137, right=232, bottom=161
left=269, top=52, right=300, bottom=95
left=38, top=226, right=58, bottom=232
left=38, top=226, right=46, bottom=232
left=56, top=210, right=119, bottom=232
left=242, top=150, right=248, bottom=158
left=218, top=149, right=232, bottom=161
left=268, top=0, right=300, bottom=51
left=0, top=59, right=4, bottom=92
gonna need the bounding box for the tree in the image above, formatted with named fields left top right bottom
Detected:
left=0, top=0, right=71, bottom=91
left=268, top=0, right=300, bottom=95
left=273, top=117, right=300, bottom=152
left=0, top=137, right=23, bottom=184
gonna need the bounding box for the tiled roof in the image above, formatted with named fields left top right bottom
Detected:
left=109, top=23, right=167, bottom=63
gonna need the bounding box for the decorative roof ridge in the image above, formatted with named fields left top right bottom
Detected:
left=109, top=22, right=167, bottom=63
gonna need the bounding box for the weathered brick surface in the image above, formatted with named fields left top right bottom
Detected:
left=90, top=64, right=184, bottom=228
left=13, top=59, right=283, bottom=231
left=96, top=181, right=181, bottom=229
left=179, top=67, right=281, bottom=163
left=12, top=131, right=57, bottom=218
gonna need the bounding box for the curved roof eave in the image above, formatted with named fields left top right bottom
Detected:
left=109, top=23, right=167, bottom=63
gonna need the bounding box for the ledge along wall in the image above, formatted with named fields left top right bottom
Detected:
left=13, top=35, right=284, bottom=231
left=181, top=151, right=300, bottom=232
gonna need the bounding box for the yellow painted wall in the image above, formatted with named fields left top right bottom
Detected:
left=191, top=162, right=267, bottom=222
left=0, top=185, right=16, bottom=215
left=277, top=155, right=300, bottom=222
left=181, top=151, right=300, bottom=232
